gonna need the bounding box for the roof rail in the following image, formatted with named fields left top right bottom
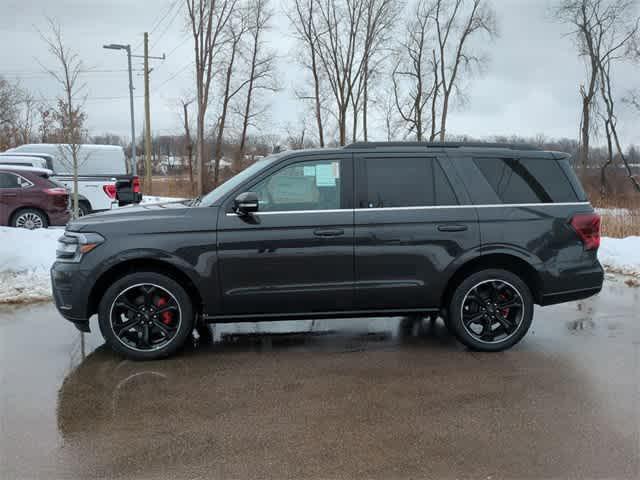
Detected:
left=343, top=141, right=541, bottom=151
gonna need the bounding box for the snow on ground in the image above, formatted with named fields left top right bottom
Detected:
left=596, top=208, right=631, bottom=217
left=0, top=225, right=639, bottom=304
left=0, top=227, right=59, bottom=304
left=598, top=236, right=640, bottom=277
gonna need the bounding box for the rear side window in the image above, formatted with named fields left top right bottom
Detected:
left=361, top=157, right=458, bottom=208
left=0, top=173, right=20, bottom=188
left=473, top=157, right=579, bottom=204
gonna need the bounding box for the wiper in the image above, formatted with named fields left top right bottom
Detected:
left=190, top=195, right=202, bottom=207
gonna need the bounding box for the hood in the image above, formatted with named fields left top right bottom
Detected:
left=68, top=201, right=196, bottom=233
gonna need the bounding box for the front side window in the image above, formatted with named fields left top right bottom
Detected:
left=252, top=159, right=341, bottom=212
left=473, top=157, right=578, bottom=204
left=361, top=157, right=458, bottom=208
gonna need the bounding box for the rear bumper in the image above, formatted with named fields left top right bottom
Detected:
left=538, top=261, right=604, bottom=306
left=49, top=209, right=71, bottom=226
left=50, top=262, right=93, bottom=331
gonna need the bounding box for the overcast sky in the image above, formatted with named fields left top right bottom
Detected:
left=1, top=0, right=638, bottom=146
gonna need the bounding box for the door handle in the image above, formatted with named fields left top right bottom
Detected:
left=314, top=228, right=344, bottom=237
left=438, top=224, right=468, bottom=232
left=2, top=193, right=17, bottom=197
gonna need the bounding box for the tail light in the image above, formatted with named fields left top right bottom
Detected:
left=132, top=176, right=140, bottom=193
left=44, top=188, right=68, bottom=195
left=103, top=184, right=117, bottom=199
left=570, top=213, right=601, bottom=251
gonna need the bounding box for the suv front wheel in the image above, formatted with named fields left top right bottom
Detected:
left=98, top=272, right=194, bottom=360
left=448, top=269, right=534, bottom=352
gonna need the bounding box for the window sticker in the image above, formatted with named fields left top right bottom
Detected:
left=303, top=165, right=316, bottom=177
left=316, top=163, right=336, bottom=186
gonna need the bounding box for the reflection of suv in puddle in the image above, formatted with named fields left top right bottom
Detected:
left=51, top=142, right=604, bottom=360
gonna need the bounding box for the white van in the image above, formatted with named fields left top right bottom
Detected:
left=4, top=144, right=141, bottom=214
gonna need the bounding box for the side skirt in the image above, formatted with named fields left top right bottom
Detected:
left=202, top=307, right=440, bottom=324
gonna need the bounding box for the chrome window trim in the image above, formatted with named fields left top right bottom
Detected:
left=225, top=202, right=591, bottom=216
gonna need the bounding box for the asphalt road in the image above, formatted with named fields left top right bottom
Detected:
left=1, top=275, right=639, bottom=479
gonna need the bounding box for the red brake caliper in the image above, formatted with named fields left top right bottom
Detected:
left=499, top=293, right=510, bottom=318
left=156, top=297, right=173, bottom=325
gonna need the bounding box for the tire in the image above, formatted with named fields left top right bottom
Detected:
left=98, top=272, right=194, bottom=360
left=11, top=208, right=48, bottom=229
left=77, top=201, right=91, bottom=217
left=448, top=269, right=534, bottom=352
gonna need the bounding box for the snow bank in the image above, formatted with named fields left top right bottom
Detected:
left=598, top=236, right=640, bottom=277
left=0, top=227, right=60, bottom=304
left=1, top=225, right=639, bottom=304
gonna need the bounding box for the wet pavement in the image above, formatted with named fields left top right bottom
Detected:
left=1, top=275, right=640, bottom=479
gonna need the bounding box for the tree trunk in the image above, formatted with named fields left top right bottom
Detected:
left=311, top=51, right=324, bottom=147
left=580, top=95, right=591, bottom=167
left=363, top=62, right=368, bottom=141
left=196, top=111, right=206, bottom=195
left=439, top=90, right=449, bottom=143
left=182, top=102, right=194, bottom=196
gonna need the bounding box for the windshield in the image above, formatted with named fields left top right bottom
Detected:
left=198, top=154, right=282, bottom=206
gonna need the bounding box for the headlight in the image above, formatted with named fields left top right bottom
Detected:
left=56, top=232, right=104, bottom=263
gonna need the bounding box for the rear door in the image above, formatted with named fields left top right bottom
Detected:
left=0, top=172, right=24, bottom=225
left=354, top=152, right=480, bottom=310
left=216, top=153, right=355, bottom=315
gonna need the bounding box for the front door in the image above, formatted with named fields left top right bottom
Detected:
left=216, top=154, right=354, bottom=315
left=354, top=153, right=480, bottom=310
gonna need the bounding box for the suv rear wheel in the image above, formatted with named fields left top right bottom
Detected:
left=12, top=208, right=48, bottom=229
left=448, top=269, right=533, bottom=352
left=98, top=272, right=194, bottom=360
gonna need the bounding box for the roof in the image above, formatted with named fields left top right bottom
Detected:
left=0, top=164, right=53, bottom=175
left=343, top=141, right=541, bottom=151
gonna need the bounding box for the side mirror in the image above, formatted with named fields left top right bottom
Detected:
left=233, top=191, right=259, bottom=215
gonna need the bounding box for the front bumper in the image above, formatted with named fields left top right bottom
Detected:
left=51, top=261, right=93, bottom=331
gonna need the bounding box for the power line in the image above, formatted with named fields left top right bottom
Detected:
left=150, top=2, right=183, bottom=51
left=3, top=68, right=144, bottom=78
left=39, top=95, right=144, bottom=102
left=152, top=61, right=194, bottom=92
left=163, top=34, right=191, bottom=60
left=132, top=0, right=178, bottom=52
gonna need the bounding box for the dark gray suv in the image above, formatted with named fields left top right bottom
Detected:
left=51, top=142, right=604, bottom=360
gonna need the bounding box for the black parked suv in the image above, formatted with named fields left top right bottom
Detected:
left=51, top=142, right=603, bottom=360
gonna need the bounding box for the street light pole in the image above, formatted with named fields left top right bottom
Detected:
left=103, top=43, right=137, bottom=175
left=126, top=45, right=137, bottom=176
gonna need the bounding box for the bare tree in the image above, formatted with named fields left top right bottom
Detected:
left=15, top=91, right=38, bottom=145
left=39, top=18, right=87, bottom=218
left=432, top=0, right=496, bottom=142
left=350, top=0, right=399, bottom=142
left=0, top=77, right=21, bottom=131
left=556, top=0, right=612, bottom=167
left=288, top=0, right=326, bottom=146
left=392, top=0, right=440, bottom=141
left=213, top=9, right=250, bottom=182
left=0, top=77, right=36, bottom=148
left=237, top=0, right=277, bottom=165
left=558, top=0, right=639, bottom=189
left=186, top=0, right=237, bottom=195
left=180, top=98, right=196, bottom=196
left=313, top=0, right=367, bottom=145
left=596, top=20, right=640, bottom=192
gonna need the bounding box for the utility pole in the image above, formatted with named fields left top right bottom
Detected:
left=103, top=43, right=137, bottom=175
left=143, top=32, right=152, bottom=194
